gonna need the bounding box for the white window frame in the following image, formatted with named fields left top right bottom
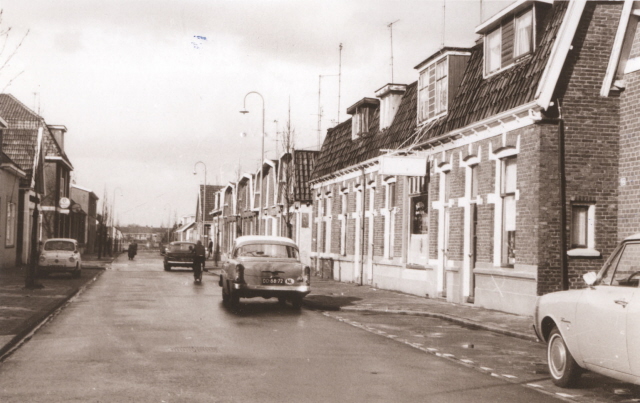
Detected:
left=339, top=189, right=348, bottom=256
left=383, top=178, right=397, bottom=259
left=418, top=56, right=449, bottom=124
left=6, top=201, right=15, bottom=247
left=324, top=191, right=332, bottom=254
left=485, top=27, right=502, bottom=75
left=568, top=202, right=600, bottom=257
left=500, top=157, right=517, bottom=267
left=514, top=9, right=534, bottom=58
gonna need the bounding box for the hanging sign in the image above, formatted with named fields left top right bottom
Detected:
left=379, top=154, right=428, bottom=176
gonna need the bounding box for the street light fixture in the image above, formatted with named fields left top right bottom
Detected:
left=240, top=91, right=265, bottom=235
left=193, top=161, right=207, bottom=242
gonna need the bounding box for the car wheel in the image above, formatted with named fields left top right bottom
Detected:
left=548, top=326, right=580, bottom=387
left=72, top=265, right=81, bottom=278
left=291, top=296, right=303, bottom=310
left=164, top=264, right=171, bottom=271
left=222, top=280, right=230, bottom=303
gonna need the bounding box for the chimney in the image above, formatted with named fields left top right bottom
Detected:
left=375, top=84, right=407, bottom=131
left=47, top=125, right=67, bottom=152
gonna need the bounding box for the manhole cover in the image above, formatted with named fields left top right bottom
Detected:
left=169, top=347, right=218, bottom=353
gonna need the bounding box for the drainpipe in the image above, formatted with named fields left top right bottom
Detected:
left=558, top=115, right=568, bottom=291
left=360, top=168, right=366, bottom=286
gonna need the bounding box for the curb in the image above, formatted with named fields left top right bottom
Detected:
left=0, top=270, right=105, bottom=362
left=340, top=307, right=539, bottom=343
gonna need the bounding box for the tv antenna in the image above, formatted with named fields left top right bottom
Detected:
left=387, top=20, right=399, bottom=82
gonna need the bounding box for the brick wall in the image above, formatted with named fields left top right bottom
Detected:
left=619, top=20, right=640, bottom=240
left=552, top=1, right=621, bottom=291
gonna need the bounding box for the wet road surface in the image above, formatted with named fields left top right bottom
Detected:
left=0, top=250, right=560, bottom=402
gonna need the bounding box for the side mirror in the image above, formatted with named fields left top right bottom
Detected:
left=583, top=271, right=597, bottom=287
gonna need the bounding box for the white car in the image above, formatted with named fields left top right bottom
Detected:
left=533, top=233, right=640, bottom=387
left=38, top=238, right=82, bottom=278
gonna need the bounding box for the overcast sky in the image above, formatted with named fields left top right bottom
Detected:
left=1, top=0, right=510, bottom=226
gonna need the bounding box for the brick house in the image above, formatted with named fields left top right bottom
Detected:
left=69, top=184, right=99, bottom=254
left=0, top=94, right=72, bottom=265
left=310, top=0, right=639, bottom=315
left=0, top=128, right=27, bottom=269
left=194, top=184, right=224, bottom=244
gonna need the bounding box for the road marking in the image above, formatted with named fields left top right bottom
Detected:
left=556, top=392, right=580, bottom=398
left=527, top=384, right=543, bottom=388
left=460, top=359, right=474, bottom=364
left=502, top=374, right=517, bottom=379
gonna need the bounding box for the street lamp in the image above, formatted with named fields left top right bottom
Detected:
left=193, top=161, right=207, bottom=242
left=240, top=91, right=265, bottom=234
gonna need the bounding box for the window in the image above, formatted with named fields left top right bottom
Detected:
left=351, top=107, right=371, bottom=138
left=340, top=191, right=348, bottom=256
left=514, top=9, right=533, bottom=58
left=501, top=158, right=517, bottom=266
left=387, top=182, right=396, bottom=209
left=486, top=28, right=502, bottom=74
left=600, top=243, right=640, bottom=287
left=470, top=165, right=479, bottom=199
left=6, top=202, right=15, bottom=247
left=571, top=205, right=589, bottom=248
left=418, top=58, right=448, bottom=123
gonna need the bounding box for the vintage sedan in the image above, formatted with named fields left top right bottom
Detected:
left=219, top=236, right=310, bottom=308
left=163, top=241, right=196, bottom=271
left=38, top=238, right=82, bottom=278
left=534, top=233, right=640, bottom=387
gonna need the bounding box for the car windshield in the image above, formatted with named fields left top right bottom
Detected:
left=235, top=243, right=299, bottom=259
left=44, top=241, right=75, bottom=251
left=169, top=244, right=194, bottom=252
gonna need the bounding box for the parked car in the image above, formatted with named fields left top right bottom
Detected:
left=163, top=241, right=196, bottom=271
left=219, top=236, right=310, bottom=308
left=534, top=233, right=640, bottom=387
left=38, top=238, right=82, bottom=278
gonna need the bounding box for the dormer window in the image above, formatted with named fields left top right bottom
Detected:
left=347, top=98, right=379, bottom=140
left=477, top=1, right=550, bottom=77
left=415, top=48, right=470, bottom=125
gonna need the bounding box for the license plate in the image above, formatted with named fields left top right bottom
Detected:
left=262, top=278, right=284, bottom=285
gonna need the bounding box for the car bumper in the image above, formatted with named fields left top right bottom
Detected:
left=232, top=283, right=310, bottom=298
left=165, top=261, right=195, bottom=266
left=38, top=265, right=76, bottom=273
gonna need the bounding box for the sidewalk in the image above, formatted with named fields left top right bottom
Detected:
left=0, top=254, right=116, bottom=360
left=207, top=265, right=538, bottom=343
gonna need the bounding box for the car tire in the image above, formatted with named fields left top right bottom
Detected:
left=164, top=264, right=171, bottom=271
left=222, top=280, right=230, bottom=303
left=72, top=265, right=81, bottom=278
left=548, top=326, right=580, bottom=387
left=291, top=296, right=303, bottom=310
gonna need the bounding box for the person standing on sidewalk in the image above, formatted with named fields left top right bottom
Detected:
left=207, top=240, right=213, bottom=259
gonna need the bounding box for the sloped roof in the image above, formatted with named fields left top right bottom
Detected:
left=312, top=1, right=569, bottom=181
left=427, top=0, right=568, bottom=138
left=292, top=149, right=317, bottom=201
left=0, top=94, right=74, bottom=183
left=312, top=82, right=418, bottom=180
left=198, top=184, right=224, bottom=217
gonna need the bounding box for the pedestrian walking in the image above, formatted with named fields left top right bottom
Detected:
left=208, top=240, right=213, bottom=259
left=128, top=241, right=138, bottom=260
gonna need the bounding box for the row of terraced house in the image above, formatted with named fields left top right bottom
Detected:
left=207, top=0, right=640, bottom=315
left=0, top=94, right=103, bottom=270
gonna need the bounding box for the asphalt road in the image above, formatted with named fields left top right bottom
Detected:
left=0, top=250, right=559, bottom=403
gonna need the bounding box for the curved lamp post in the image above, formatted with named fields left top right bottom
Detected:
left=240, top=91, right=265, bottom=235
left=193, top=161, right=207, bottom=241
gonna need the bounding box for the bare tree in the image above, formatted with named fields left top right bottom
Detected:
left=0, top=10, right=29, bottom=92
left=279, top=116, right=296, bottom=239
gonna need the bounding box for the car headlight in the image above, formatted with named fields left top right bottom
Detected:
left=39, top=256, right=46, bottom=262
left=69, top=257, right=75, bottom=263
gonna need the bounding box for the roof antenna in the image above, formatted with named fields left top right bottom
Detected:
left=338, top=43, right=342, bottom=125
left=387, top=20, right=399, bottom=82
left=441, top=0, right=446, bottom=48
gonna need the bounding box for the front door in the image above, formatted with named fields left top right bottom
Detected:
left=440, top=206, right=450, bottom=298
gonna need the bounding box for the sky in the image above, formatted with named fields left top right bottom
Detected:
left=1, top=0, right=510, bottom=226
